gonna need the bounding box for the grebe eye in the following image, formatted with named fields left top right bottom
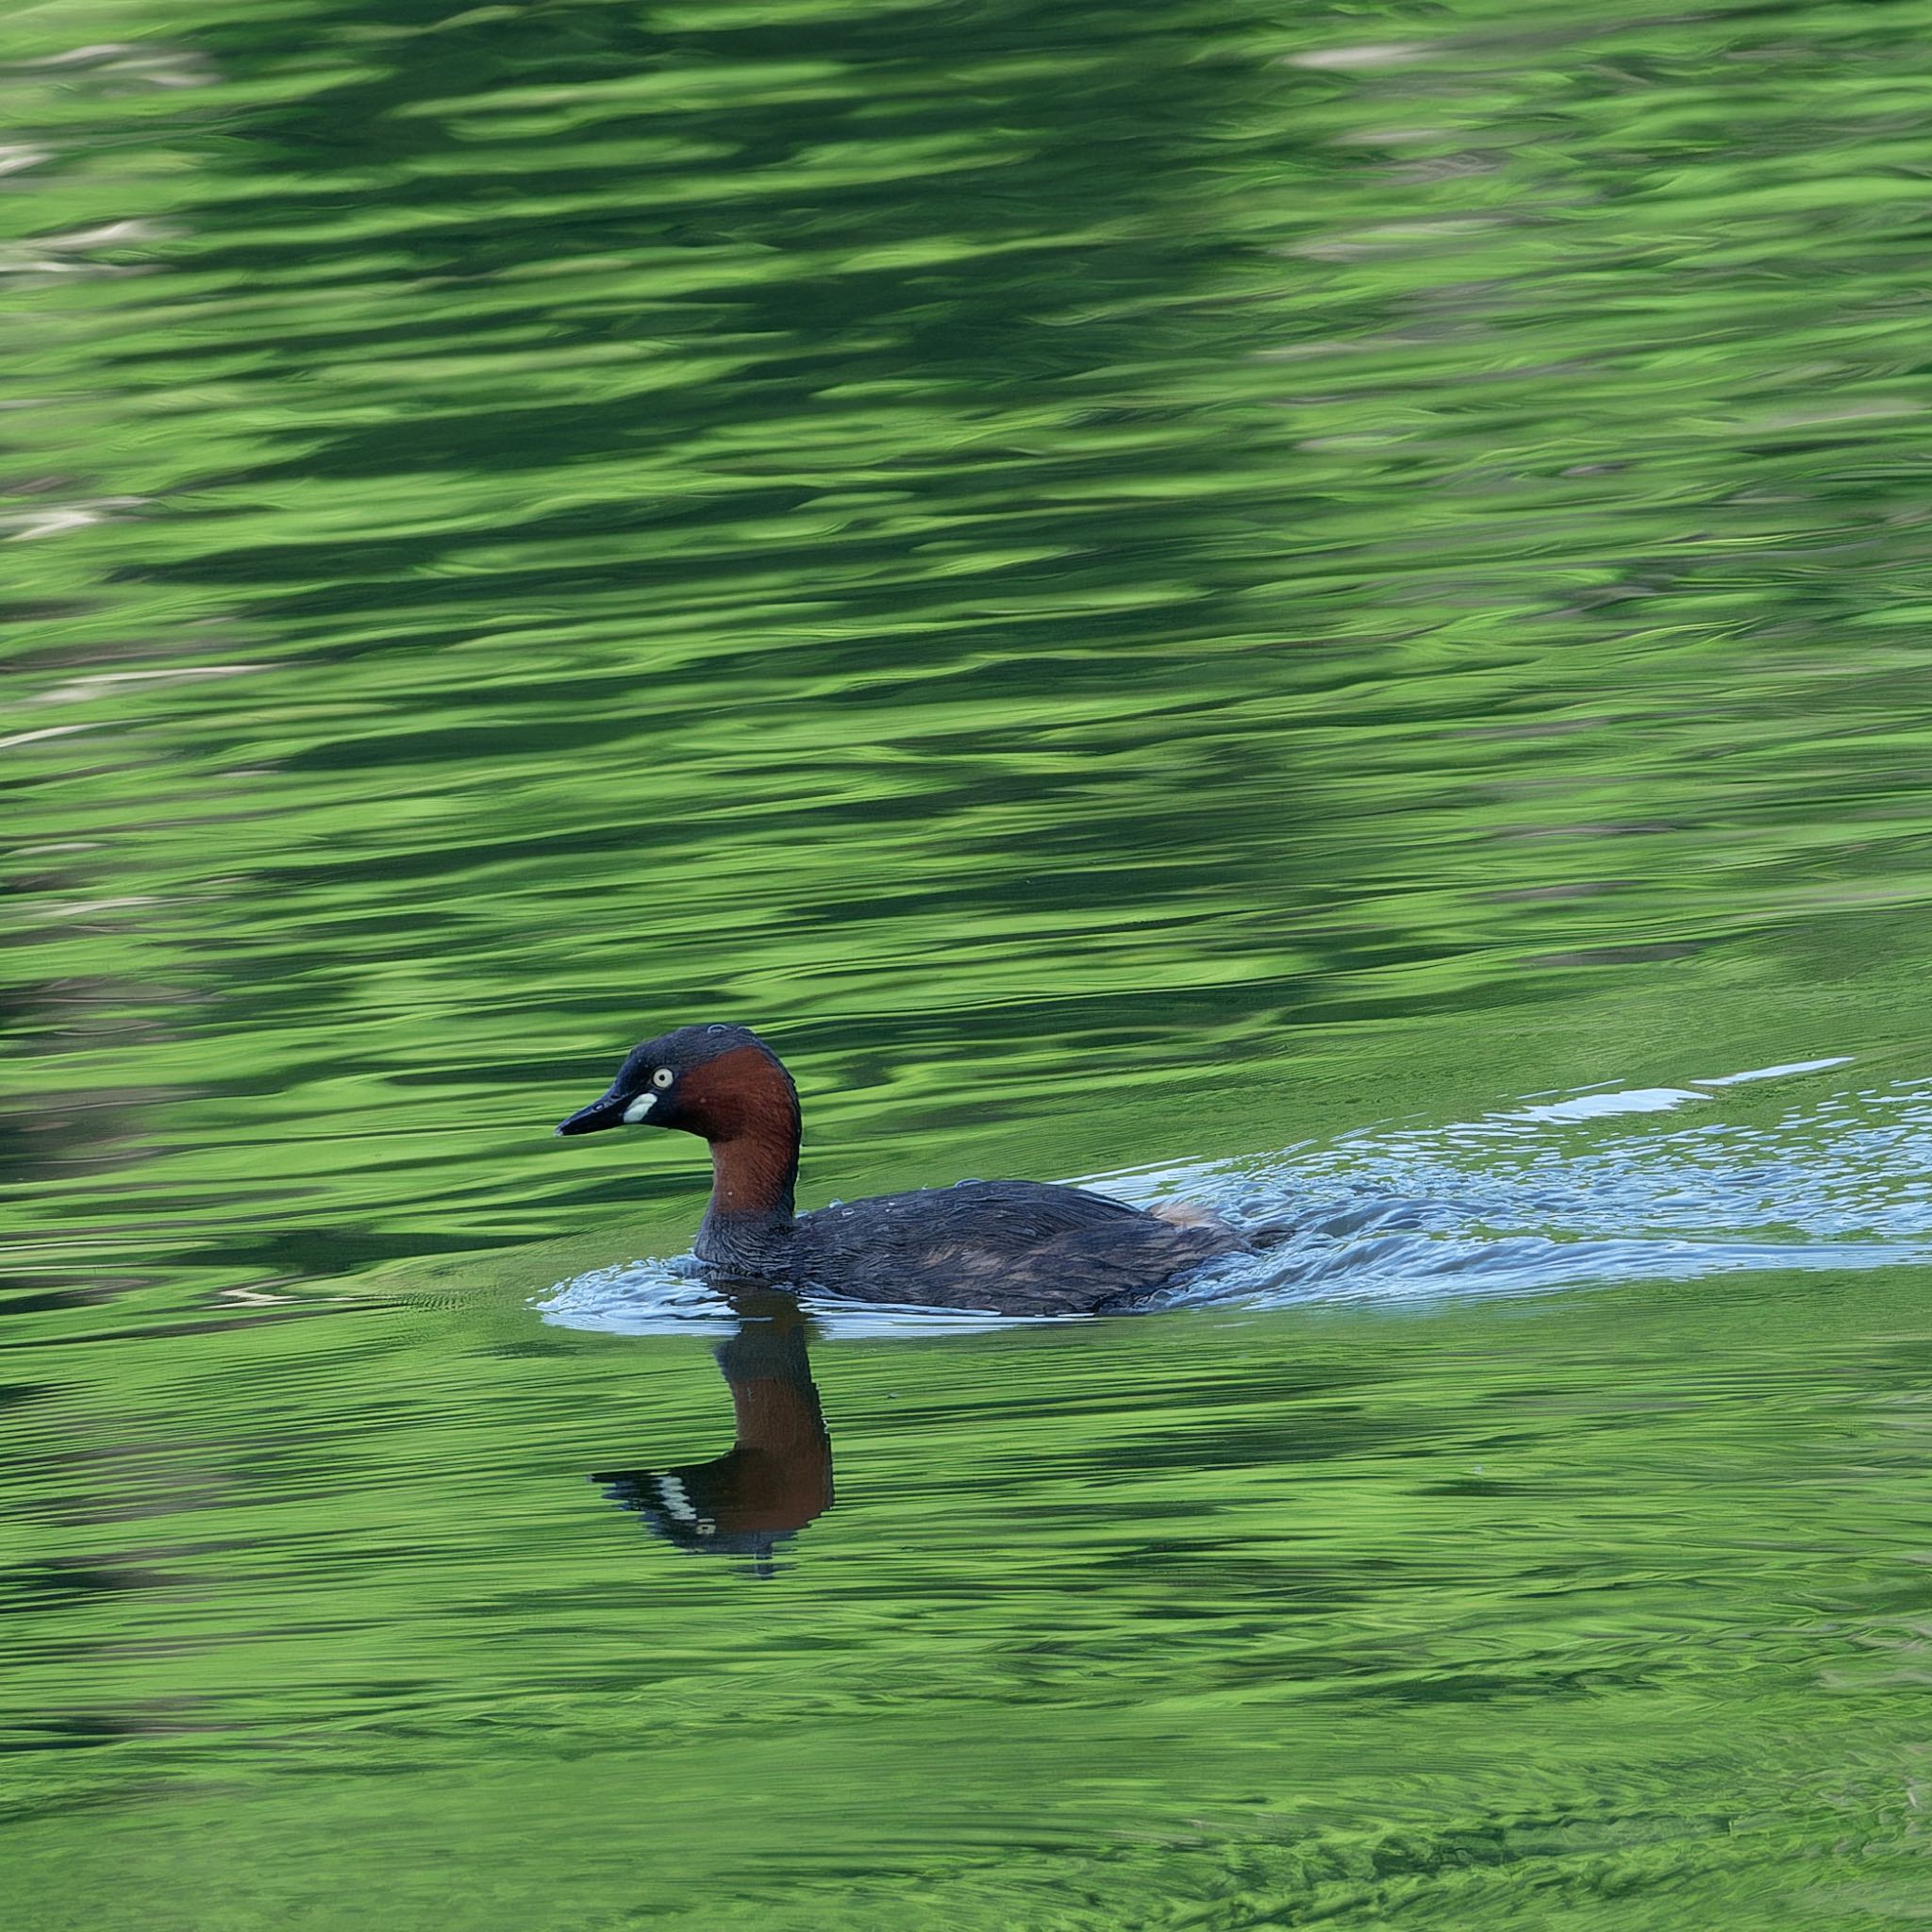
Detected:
left=651, top=1067, right=675, bottom=1090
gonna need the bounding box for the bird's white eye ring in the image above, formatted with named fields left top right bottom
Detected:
left=651, top=1067, right=675, bottom=1090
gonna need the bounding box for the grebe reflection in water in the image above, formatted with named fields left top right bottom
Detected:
left=591, top=1289, right=832, bottom=1574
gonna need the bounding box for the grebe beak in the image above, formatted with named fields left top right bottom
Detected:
left=555, top=1086, right=634, bottom=1136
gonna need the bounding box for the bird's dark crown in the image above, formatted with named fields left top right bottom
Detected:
left=613, top=1022, right=769, bottom=1091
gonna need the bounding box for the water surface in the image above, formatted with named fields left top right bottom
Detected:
left=7, top=0, right=1932, bottom=1924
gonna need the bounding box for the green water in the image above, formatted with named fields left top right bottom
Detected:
left=7, top=0, right=1932, bottom=1924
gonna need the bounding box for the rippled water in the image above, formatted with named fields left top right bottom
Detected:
left=542, top=1057, right=1932, bottom=1335
left=8, top=0, right=1932, bottom=1924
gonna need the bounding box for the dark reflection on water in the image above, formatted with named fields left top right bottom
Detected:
left=10, top=1266, right=1930, bottom=1927
left=593, top=1289, right=833, bottom=1572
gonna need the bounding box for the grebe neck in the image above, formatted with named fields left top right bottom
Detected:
left=706, top=1128, right=798, bottom=1223
left=682, top=1043, right=802, bottom=1268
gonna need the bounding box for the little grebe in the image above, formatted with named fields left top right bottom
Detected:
left=556, top=1024, right=1243, bottom=1313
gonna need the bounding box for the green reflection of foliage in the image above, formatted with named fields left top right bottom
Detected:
left=7, top=2, right=1932, bottom=1924
left=8, top=0, right=1930, bottom=1290
left=5, top=1272, right=1930, bottom=1927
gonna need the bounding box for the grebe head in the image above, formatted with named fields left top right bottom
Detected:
left=555, top=1023, right=798, bottom=1146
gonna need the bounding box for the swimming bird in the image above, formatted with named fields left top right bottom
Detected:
left=556, top=1024, right=1243, bottom=1314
